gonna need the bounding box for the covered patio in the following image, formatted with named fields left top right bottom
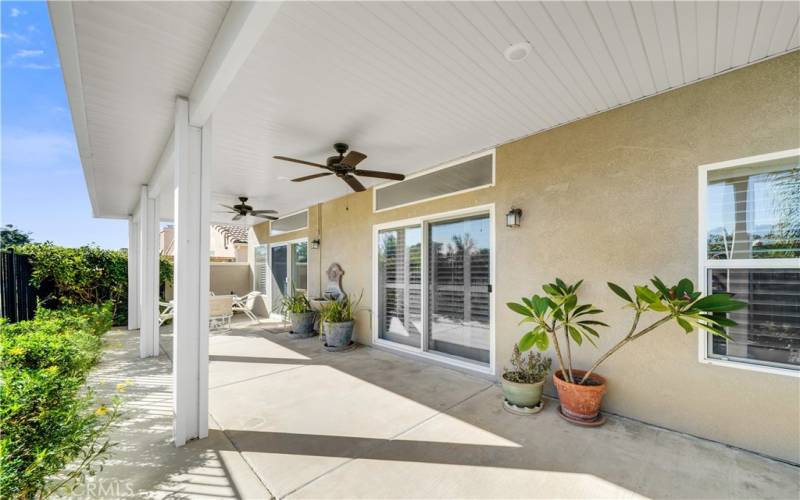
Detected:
left=51, top=0, right=800, bottom=497
left=87, top=318, right=799, bottom=498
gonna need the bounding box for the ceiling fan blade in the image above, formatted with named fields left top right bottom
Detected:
left=353, top=169, right=405, bottom=181
left=232, top=214, right=243, bottom=221
left=273, top=156, right=329, bottom=170
left=342, top=174, right=366, bottom=192
left=249, top=209, right=278, bottom=214
left=253, top=214, right=279, bottom=220
left=292, top=172, right=333, bottom=182
left=340, top=151, right=367, bottom=168
left=219, top=204, right=237, bottom=210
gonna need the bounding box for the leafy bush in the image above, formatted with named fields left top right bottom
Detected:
left=0, top=304, right=119, bottom=499
left=12, top=243, right=173, bottom=326
left=280, top=286, right=312, bottom=315
left=319, top=291, right=363, bottom=323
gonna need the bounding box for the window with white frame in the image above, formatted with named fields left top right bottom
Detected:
left=254, top=244, right=268, bottom=294
left=699, top=150, right=799, bottom=373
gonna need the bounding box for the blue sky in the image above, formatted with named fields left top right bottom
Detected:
left=2, top=1, right=127, bottom=248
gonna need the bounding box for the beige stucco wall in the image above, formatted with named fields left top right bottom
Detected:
left=209, top=263, right=251, bottom=297
left=251, top=52, right=800, bottom=462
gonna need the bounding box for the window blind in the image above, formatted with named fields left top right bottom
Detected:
left=377, top=226, right=422, bottom=348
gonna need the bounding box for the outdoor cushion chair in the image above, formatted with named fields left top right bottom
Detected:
left=159, top=301, right=174, bottom=326
left=233, top=291, right=261, bottom=324
left=209, top=295, right=233, bottom=333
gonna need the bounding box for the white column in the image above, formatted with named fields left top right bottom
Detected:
left=127, top=215, right=140, bottom=330
left=172, top=96, right=210, bottom=446
left=139, top=186, right=160, bottom=358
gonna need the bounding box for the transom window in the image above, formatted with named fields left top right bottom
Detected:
left=699, top=149, right=800, bottom=375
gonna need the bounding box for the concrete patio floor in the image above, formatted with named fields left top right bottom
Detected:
left=84, top=318, right=800, bottom=499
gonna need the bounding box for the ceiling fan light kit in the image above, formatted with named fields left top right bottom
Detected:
left=273, top=143, right=406, bottom=193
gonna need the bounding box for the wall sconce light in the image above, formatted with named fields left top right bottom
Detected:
left=311, top=239, right=320, bottom=249
left=506, top=208, right=522, bottom=228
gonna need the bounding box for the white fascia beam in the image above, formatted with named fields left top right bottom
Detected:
left=188, top=1, right=282, bottom=127
left=48, top=2, right=99, bottom=217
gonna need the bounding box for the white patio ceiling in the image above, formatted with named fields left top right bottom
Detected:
left=55, top=1, right=800, bottom=222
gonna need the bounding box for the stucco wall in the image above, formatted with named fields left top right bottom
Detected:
left=252, top=53, right=800, bottom=462
left=209, top=263, right=251, bottom=297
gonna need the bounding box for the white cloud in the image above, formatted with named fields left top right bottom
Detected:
left=15, top=49, right=43, bottom=58
left=21, top=62, right=60, bottom=70
left=10, top=8, right=26, bottom=17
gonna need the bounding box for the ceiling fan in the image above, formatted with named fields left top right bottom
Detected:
left=273, top=143, right=405, bottom=192
left=217, top=197, right=278, bottom=221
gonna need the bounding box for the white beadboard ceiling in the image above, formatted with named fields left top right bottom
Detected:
left=56, top=1, right=800, bottom=220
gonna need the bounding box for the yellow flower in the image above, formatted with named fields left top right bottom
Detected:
left=8, top=347, right=25, bottom=356
left=44, top=366, right=59, bottom=375
left=115, top=382, right=127, bottom=393
left=95, top=405, right=108, bottom=417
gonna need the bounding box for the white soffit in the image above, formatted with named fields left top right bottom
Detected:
left=56, top=1, right=800, bottom=219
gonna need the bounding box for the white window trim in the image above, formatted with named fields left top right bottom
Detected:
left=372, top=149, right=496, bottom=213
left=371, top=204, right=496, bottom=376
left=270, top=208, right=309, bottom=236
left=697, top=148, right=800, bottom=378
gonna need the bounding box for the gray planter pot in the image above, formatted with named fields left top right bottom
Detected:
left=501, top=374, right=544, bottom=408
left=324, top=320, right=354, bottom=347
left=289, top=311, right=316, bottom=335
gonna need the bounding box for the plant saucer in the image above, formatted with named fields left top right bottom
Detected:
left=503, top=399, right=544, bottom=416
left=556, top=405, right=607, bottom=427
left=324, top=341, right=356, bottom=352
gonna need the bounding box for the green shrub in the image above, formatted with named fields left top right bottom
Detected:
left=0, top=304, right=119, bottom=499
left=12, top=243, right=173, bottom=326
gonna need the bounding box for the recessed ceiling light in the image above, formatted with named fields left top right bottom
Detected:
left=504, top=41, right=532, bottom=62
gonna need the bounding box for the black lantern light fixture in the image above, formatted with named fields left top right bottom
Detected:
left=311, top=238, right=321, bottom=249
left=506, top=208, right=522, bottom=228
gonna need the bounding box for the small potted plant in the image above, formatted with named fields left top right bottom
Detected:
left=507, top=277, right=745, bottom=425
left=280, top=287, right=315, bottom=337
left=319, top=291, right=362, bottom=349
left=501, top=345, right=551, bottom=414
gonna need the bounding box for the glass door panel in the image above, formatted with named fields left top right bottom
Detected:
left=270, top=244, right=288, bottom=313
left=377, top=226, right=422, bottom=348
left=427, top=214, right=491, bottom=364
left=291, top=242, right=308, bottom=292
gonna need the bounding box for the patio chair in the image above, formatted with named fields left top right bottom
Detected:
left=159, top=301, right=174, bottom=326
left=209, top=295, right=233, bottom=332
left=232, top=291, right=261, bottom=324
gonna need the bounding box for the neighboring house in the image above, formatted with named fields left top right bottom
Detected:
left=160, top=224, right=248, bottom=262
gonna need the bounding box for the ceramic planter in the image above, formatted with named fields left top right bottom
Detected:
left=501, top=374, right=545, bottom=408
left=553, top=369, right=607, bottom=423
left=289, top=311, right=316, bottom=335
left=324, top=320, right=354, bottom=347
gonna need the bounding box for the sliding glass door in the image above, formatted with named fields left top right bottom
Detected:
left=427, top=215, right=491, bottom=364
left=269, top=239, right=308, bottom=314
left=377, top=226, right=422, bottom=348
left=375, top=210, right=492, bottom=368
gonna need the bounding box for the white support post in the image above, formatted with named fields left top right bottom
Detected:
left=127, top=215, right=140, bottom=331
left=172, top=97, right=210, bottom=446
left=139, top=186, right=160, bottom=358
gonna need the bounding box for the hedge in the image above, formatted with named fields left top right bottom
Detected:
left=0, top=303, right=119, bottom=498
left=12, top=243, right=172, bottom=326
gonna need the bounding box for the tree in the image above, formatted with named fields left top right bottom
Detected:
left=0, top=224, right=33, bottom=248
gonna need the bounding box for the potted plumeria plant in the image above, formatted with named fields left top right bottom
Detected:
left=280, top=287, right=316, bottom=337
left=501, top=345, right=551, bottom=414
left=507, top=277, right=745, bottom=425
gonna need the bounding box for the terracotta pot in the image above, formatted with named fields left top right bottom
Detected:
left=552, top=369, right=607, bottom=421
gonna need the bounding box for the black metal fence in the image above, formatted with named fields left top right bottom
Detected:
left=0, top=250, right=37, bottom=323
